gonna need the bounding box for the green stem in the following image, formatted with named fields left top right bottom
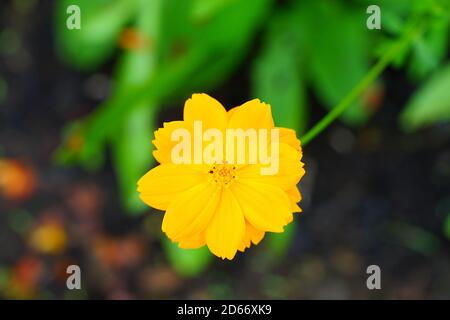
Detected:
left=300, top=20, right=425, bottom=146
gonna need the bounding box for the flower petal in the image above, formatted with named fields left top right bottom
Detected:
left=279, top=127, right=302, bottom=152
left=238, top=222, right=265, bottom=252
left=238, top=142, right=305, bottom=191
left=184, top=93, right=228, bottom=129
left=287, top=187, right=302, bottom=213
left=228, top=99, right=274, bottom=129
left=232, top=181, right=292, bottom=232
left=206, top=188, right=245, bottom=260
left=152, top=121, right=190, bottom=164
left=137, top=164, right=206, bottom=210
left=248, top=223, right=265, bottom=245
left=238, top=229, right=251, bottom=252
left=177, top=231, right=205, bottom=249
left=163, top=182, right=220, bottom=241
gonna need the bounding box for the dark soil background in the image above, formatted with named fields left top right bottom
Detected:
left=0, top=1, right=449, bottom=299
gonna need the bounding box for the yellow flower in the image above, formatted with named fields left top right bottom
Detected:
left=137, top=93, right=305, bottom=259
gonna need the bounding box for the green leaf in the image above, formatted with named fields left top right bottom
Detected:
left=382, top=10, right=408, bottom=35
left=163, top=239, right=212, bottom=278
left=111, top=0, right=161, bottom=214
left=408, top=14, right=450, bottom=79
left=387, top=222, right=440, bottom=256
left=191, top=0, right=233, bottom=23
left=401, top=62, right=450, bottom=131
left=159, top=0, right=273, bottom=94
left=54, top=0, right=137, bottom=70
left=265, top=220, right=296, bottom=260
left=354, top=0, right=411, bottom=15
left=60, top=0, right=272, bottom=165
left=112, top=105, right=155, bottom=213
left=306, top=0, right=372, bottom=126
left=252, top=10, right=308, bottom=133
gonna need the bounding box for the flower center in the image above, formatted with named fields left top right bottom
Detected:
left=208, top=163, right=237, bottom=188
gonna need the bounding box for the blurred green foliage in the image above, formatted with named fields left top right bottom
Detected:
left=401, top=63, right=450, bottom=131
left=387, top=222, right=440, bottom=256
left=444, top=214, right=450, bottom=239
left=163, top=239, right=213, bottom=277
left=53, top=0, right=450, bottom=275
left=55, top=0, right=137, bottom=70
left=303, top=1, right=372, bottom=125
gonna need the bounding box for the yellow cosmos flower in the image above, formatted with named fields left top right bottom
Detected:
left=137, top=93, right=305, bottom=260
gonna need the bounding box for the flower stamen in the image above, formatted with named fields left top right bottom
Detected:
left=208, top=163, right=237, bottom=188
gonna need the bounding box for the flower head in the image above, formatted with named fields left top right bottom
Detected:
left=137, top=93, right=305, bottom=259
